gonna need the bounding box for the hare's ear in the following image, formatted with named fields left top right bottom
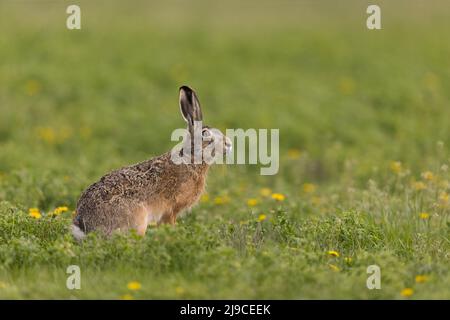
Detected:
left=179, top=85, right=203, bottom=129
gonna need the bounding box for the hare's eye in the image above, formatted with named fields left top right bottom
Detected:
left=202, top=129, right=211, bottom=138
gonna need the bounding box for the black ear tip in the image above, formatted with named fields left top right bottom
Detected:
left=179, top=85, right=193, bottom=92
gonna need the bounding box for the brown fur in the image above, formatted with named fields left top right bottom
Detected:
left=74, top=151, right=209, bottom=236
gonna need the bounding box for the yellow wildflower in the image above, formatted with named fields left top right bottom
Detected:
left=25, top=79, right=42, bottom=96
left=327, top=250, right=340, bottom=257
left=419, top=212, right=429, bottom=220
left=303, top=183, right=316, bottom=194
left=421, top=171, right=434, bottom=181
left=200, top=194, right=209, bottom=203
left=53, top=206, right=69, bottom=216
left=390, top=161, right=402, bottom=174
left=120, top=294, right=134, bottom=300
left=271, top=193, right=286, bottom=201
left=214, top=196, right=230, bottom=205
left=36, top=127, right=72, bottom=145
left=257, top=214, right=267, bottom=222
left=400, top=288, right=414, bottom=297
left=412, top=181, right=427, bottom=191
left=260, top=188, right=272, bottom=197
left=175, top=287, right=185, bottom=295
left=127, top=281, right=141, bottom=291
left=344, top=257, right=353, bottom=264
left=287, top=149, right=301, bottom=159
left=37, top=127, right=56, bottom=145
left=311, top=196, right=321, bottom=206
left=28, top=208, right=42, bottom=219
left=415, top=275, right=429, bottom=283
left=247, top=198, right=258, bottom=207
left=29, top=211, right=42, bottom=219
left=439, top=192, right=449, bottom=206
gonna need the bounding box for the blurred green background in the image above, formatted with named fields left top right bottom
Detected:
left=0, top=0, right=449, bottom=299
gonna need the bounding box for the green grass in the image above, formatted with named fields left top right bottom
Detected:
left=0, top=0, right=449, bottom=299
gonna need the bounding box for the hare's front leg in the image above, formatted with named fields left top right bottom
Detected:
left=131, top=206, right=149, bottom=236
left=159, top=212, right=177, bottom=225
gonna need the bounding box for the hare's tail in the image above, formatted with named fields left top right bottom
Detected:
left=71, top=215, right=86, bottom=241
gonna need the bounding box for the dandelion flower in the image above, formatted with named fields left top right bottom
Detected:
left=327, top=250, right=340, bottom=257
left=400, top=288, right=414, bottom=297
left=200, top=194, right=209, bottom=203
left=127, top=281, right=141, bottom=291
left=412, top=181, right=427, bottom=191
left=53, top=206, right=69, bottom=216
left=344, top=257, right=352, bottom=264
left=28, top=208, right=42, bottom=219
left=214, top=196, right=229, bottom=205
left=303, top=183, right=316, bottom=194
left=257, top=214, right=267, bottom=222
left=37, top=127, right=56, bottom=145
left=25, top=79, right=42, bottom=96
left=311, top=196, right=321, bottom=206
left=415, top=275, right=429, bottom=283
left=271, top=193, right=285, bottom=201
left=439, top=192, right=449, bottom=206
left=419, top=212, right=429, bottom=220
left=421, top=171, right=434, bottom=181
left=247, top=198, right=258, bottom=207
left=29, top=211, right=42, bottom=219
left=287, top=149, right=301, bottom=159
left=120, top=294, right=134, bottom=300
left=260, top=188, right=272, bottom=197
left=175, top=287, right=185, bottom=295
left=390, top=161, right=402, bottom=174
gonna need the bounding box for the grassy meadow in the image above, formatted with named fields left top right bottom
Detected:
left=0, top=0, right=449, bottom=299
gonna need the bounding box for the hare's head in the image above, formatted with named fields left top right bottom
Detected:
left=179, top=86, right=232, bottom=163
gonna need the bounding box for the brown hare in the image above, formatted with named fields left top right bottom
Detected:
left=72, top=86, right=232, bottom=240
